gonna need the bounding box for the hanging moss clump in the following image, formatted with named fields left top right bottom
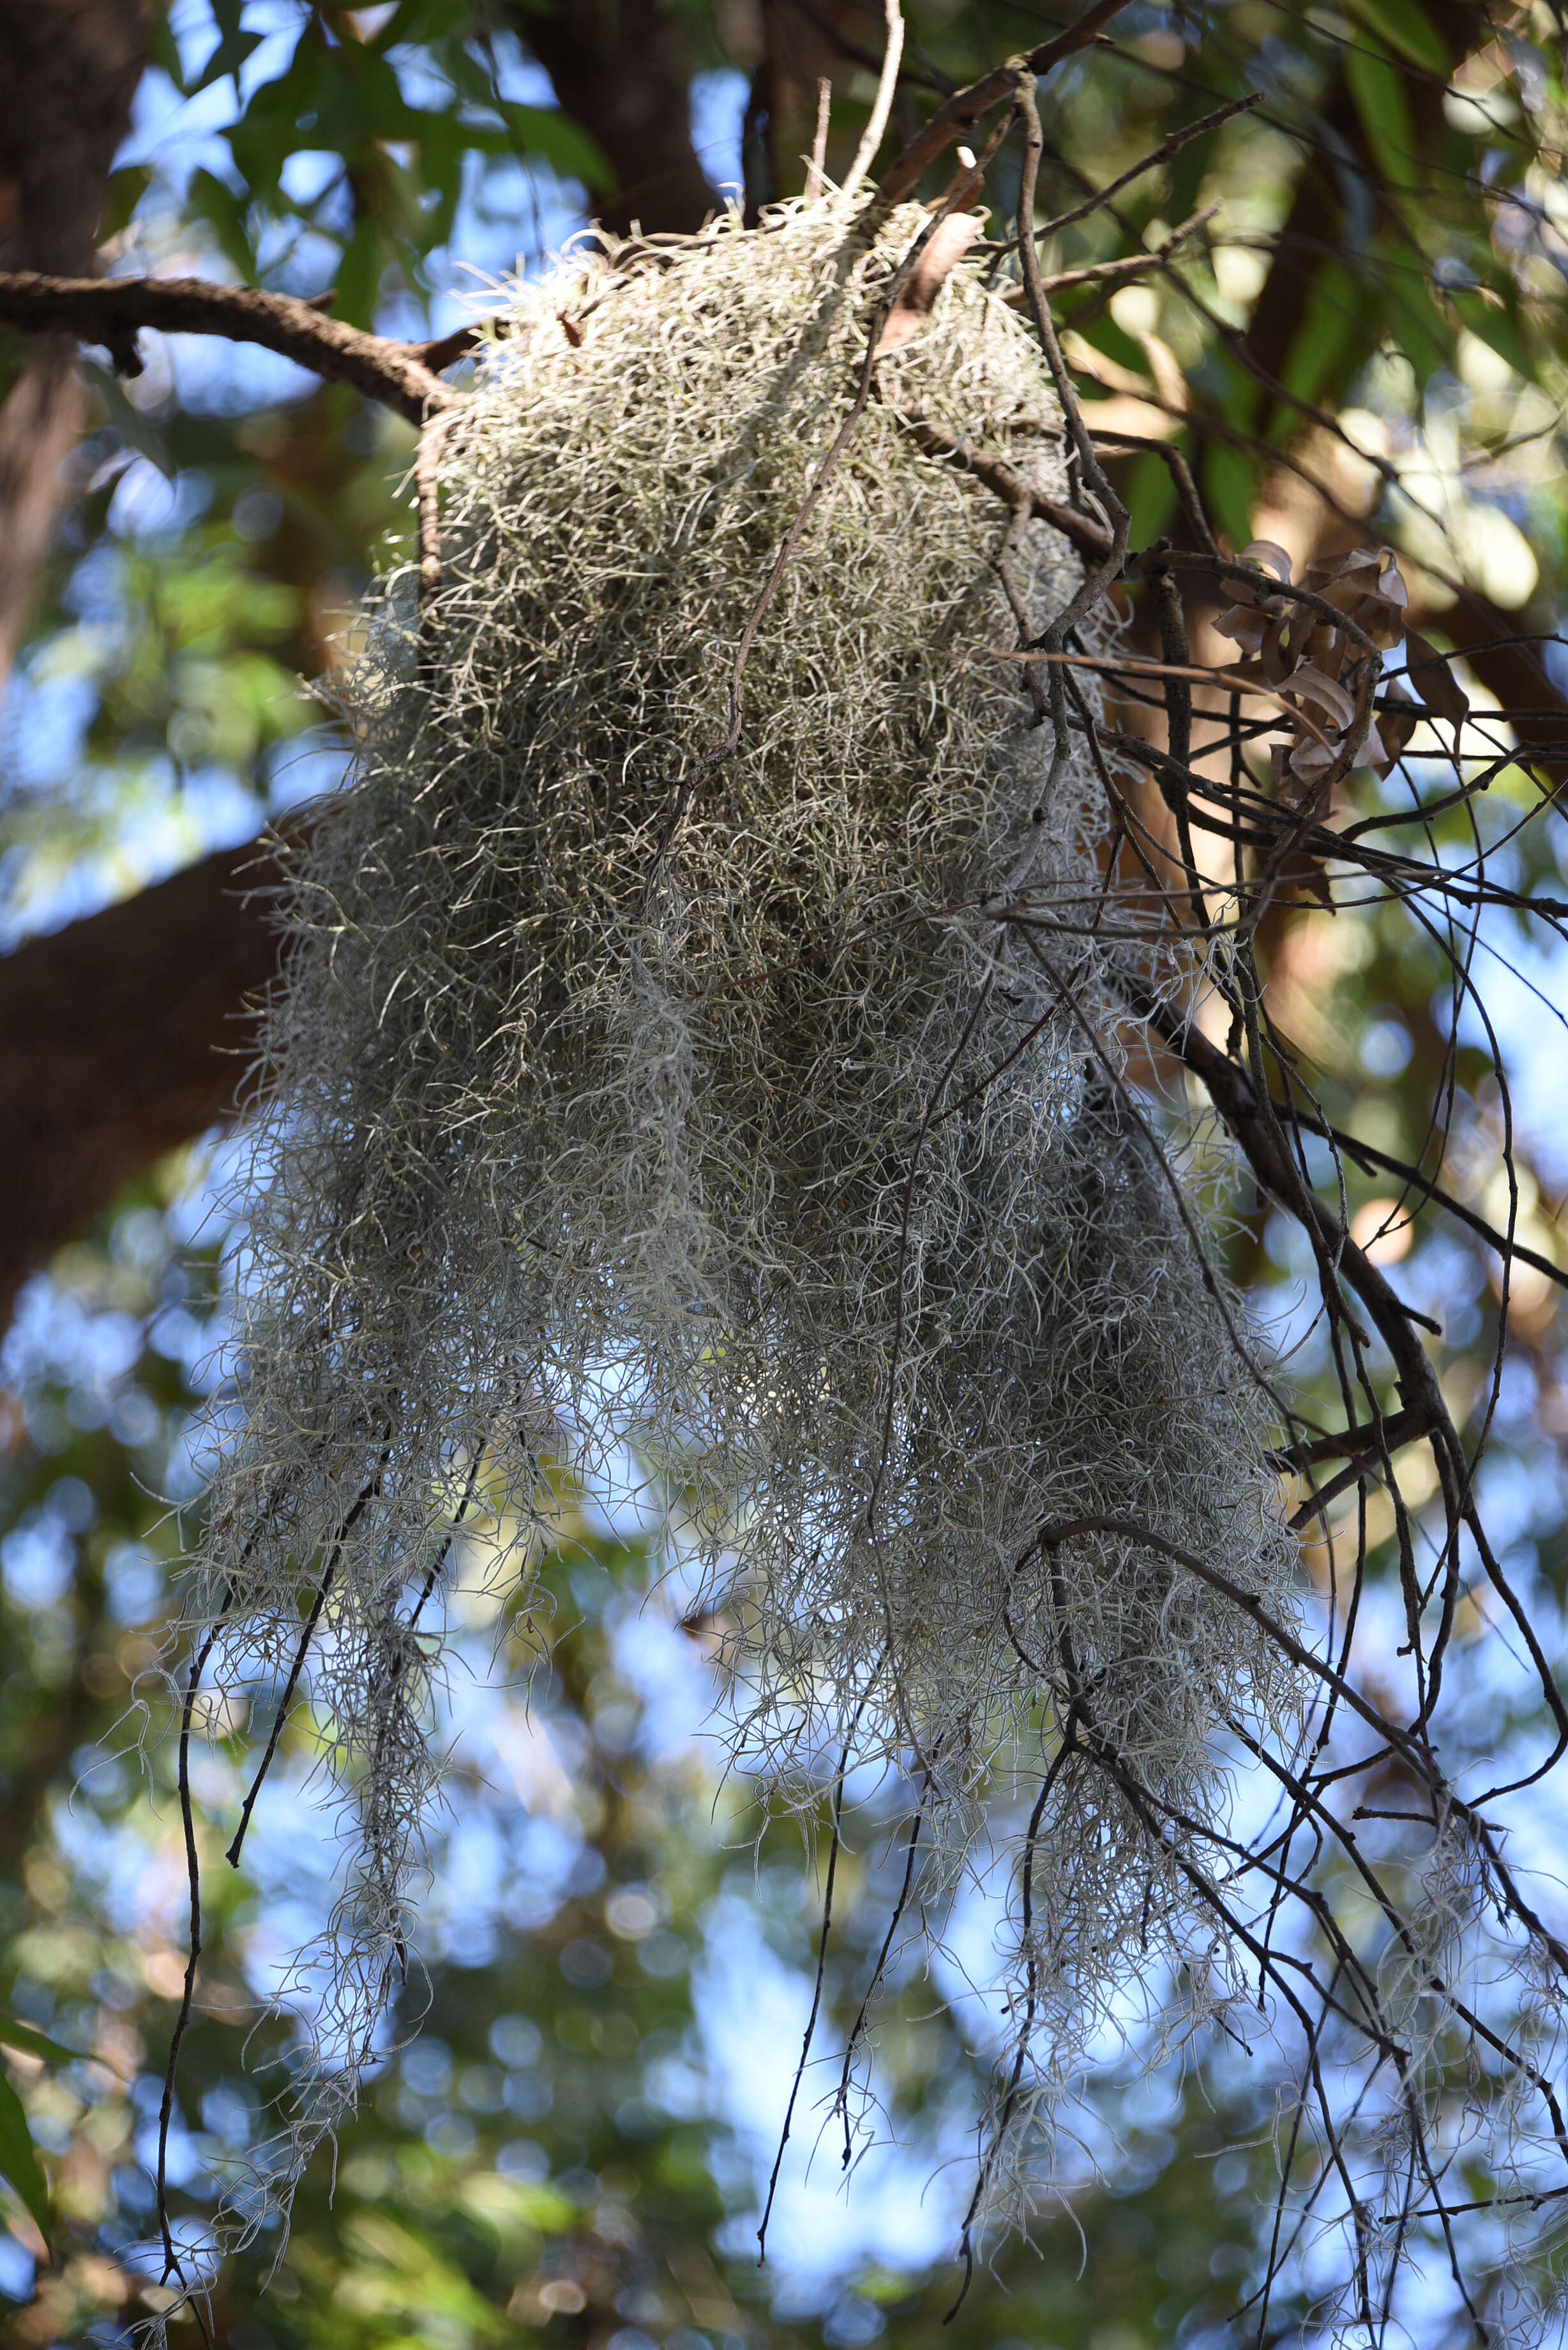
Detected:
left=181, top=196, right=1298, bottom=2266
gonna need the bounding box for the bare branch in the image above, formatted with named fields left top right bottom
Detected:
left=870, top=0, right=1136, bottom=211
left=0, top=269, right=461, bottom=426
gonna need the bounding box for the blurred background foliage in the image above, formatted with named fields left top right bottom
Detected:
left=0, top=0, right=1565, bottom=2343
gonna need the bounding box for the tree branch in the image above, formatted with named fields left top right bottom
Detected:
left=890, top=404, right=1113, bottom=562
left=0, top=271, right=461, bottom=427
left=871, top=0, right=1135, bottom=212
left=0, top=842, right=283, bottom=1327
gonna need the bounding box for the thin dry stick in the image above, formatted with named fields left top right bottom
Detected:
left=835, top=1791, right=929, bottom=2165
left=988, top=647, right=1339, bottom=755
left=757, top=1656, right=885, bottom=2261
left=225, top=1452, right=391, bottom=1870
left=1030, top=94, right=1260, bottom=242
left=841, top=0, right=905, bottom=199
left=1011, top=72, right=1129, bottom=638
left=156, top=1604, right=229, bottom=2303
left=807, top=79, right=833, bottom=199
left=1001, top=202, right=1218, bottom=301
left=891, top=406, right=1113, bottom=562
left=947, top=1724, right=1080, bottom=2319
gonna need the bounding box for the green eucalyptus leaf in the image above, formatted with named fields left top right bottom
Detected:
left=1272, top=256, right=1360, bottom=430
left=0, top=2068, right=50, bottom=2243
left=1345, top=36, right=1421, bottom=191
left=0, top=2016, right=77, bottom=2065
left=497, top=105, right=611, bottom=193
left=149, top=14, right=188, bottom=95
left=83, top=363, right=176, bottom=481
left=101, top=165, right=153, bottom=245
left=191, top=0, right=265, bottom=96
left=1343, top=0, right=1451, bottom=78
left=1202, top=439, right=1258, bottom=549
left=1448, top=288, right=1534, bottom=383
left=335, top=217, right=388, bottom=331
left=187, top=168, right=259, bottom=286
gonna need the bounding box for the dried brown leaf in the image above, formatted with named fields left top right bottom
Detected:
left=873, top=213, right=984, bottom=355
left=1405, top=628, right=1470, bottom=741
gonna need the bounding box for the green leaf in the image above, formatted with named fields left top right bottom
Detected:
left=101, top=165, right=153, bottom=245
left=495, top=105, right=610, bottom=193
left=186, top=169, right=259, bottom=286
left=335, top=217, right=388, bottom=331
left=0, top=2015, right=77, bottom=2065
left=380, top=0, right=476, bottom=43
left=1449, top=289, right=1533, bottom=382
left=1345, top=36, right=1420, bottom=190
left=82, top=363, right=177, bottom=481
left=1124, top=450, right=1178, bottom=553
left=149, top=15, right=188, bottom=95
left=192, top=0, right=265, bottom=95
left=0, top=2069, right=50, bottom=2243
left=1343, top=0, right=1450, bottom=78
left=1272, top=257, right=1359, bottom=429
left=1202, top=440, right=1258, bottom=550
left=1376, top=239, right=1459, bottom=379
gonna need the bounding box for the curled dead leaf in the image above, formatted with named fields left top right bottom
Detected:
left=874, top=213, right=985, bottom=356
left=1304, top=543, right=1409, bottom=649
left=1405, top=627, right=1470, bottom=744
left=1240, top=540, right=1293, bottom=584
left=1286, top=666, right=1359, bottom=730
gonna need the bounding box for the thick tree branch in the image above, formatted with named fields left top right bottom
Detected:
left=0, top=271, right=460, bottom=427
left=0, top=844, right=280, bottom=1328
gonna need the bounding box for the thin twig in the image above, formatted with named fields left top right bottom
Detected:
left=757, top=1658, right=884, bottom=2260
left=807, top=79, right=833, bottom=199
left=871, top=0, right=1136, bottom=213
left=224, top=1450, right=391, bottom=1870
left=835, top=1793, right=928, bottom=2166
left=1012, top=72, right=1129, bottom=636
left=891, top=406, right=1113, bottom=561
left=999, top=201, right=1219, bottom=298
left=1030, top=95, right=1258, bottom=241
left=841, top=0, right=905, bottom=199
left=157, top=1602, right=230, bottom=2307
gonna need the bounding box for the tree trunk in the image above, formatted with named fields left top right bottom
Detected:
left=515, top=0, right=717, bottom=237
left=0, top=842, right=283, bottom=1328
left=0, top=0, right=154, bottom=678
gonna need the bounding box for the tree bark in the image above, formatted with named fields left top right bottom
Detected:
left=0, top=842, right=282, bottom=1328
left=515, top=0, right=717, bottom=236
left=0, top=0, right=154, bottom=678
